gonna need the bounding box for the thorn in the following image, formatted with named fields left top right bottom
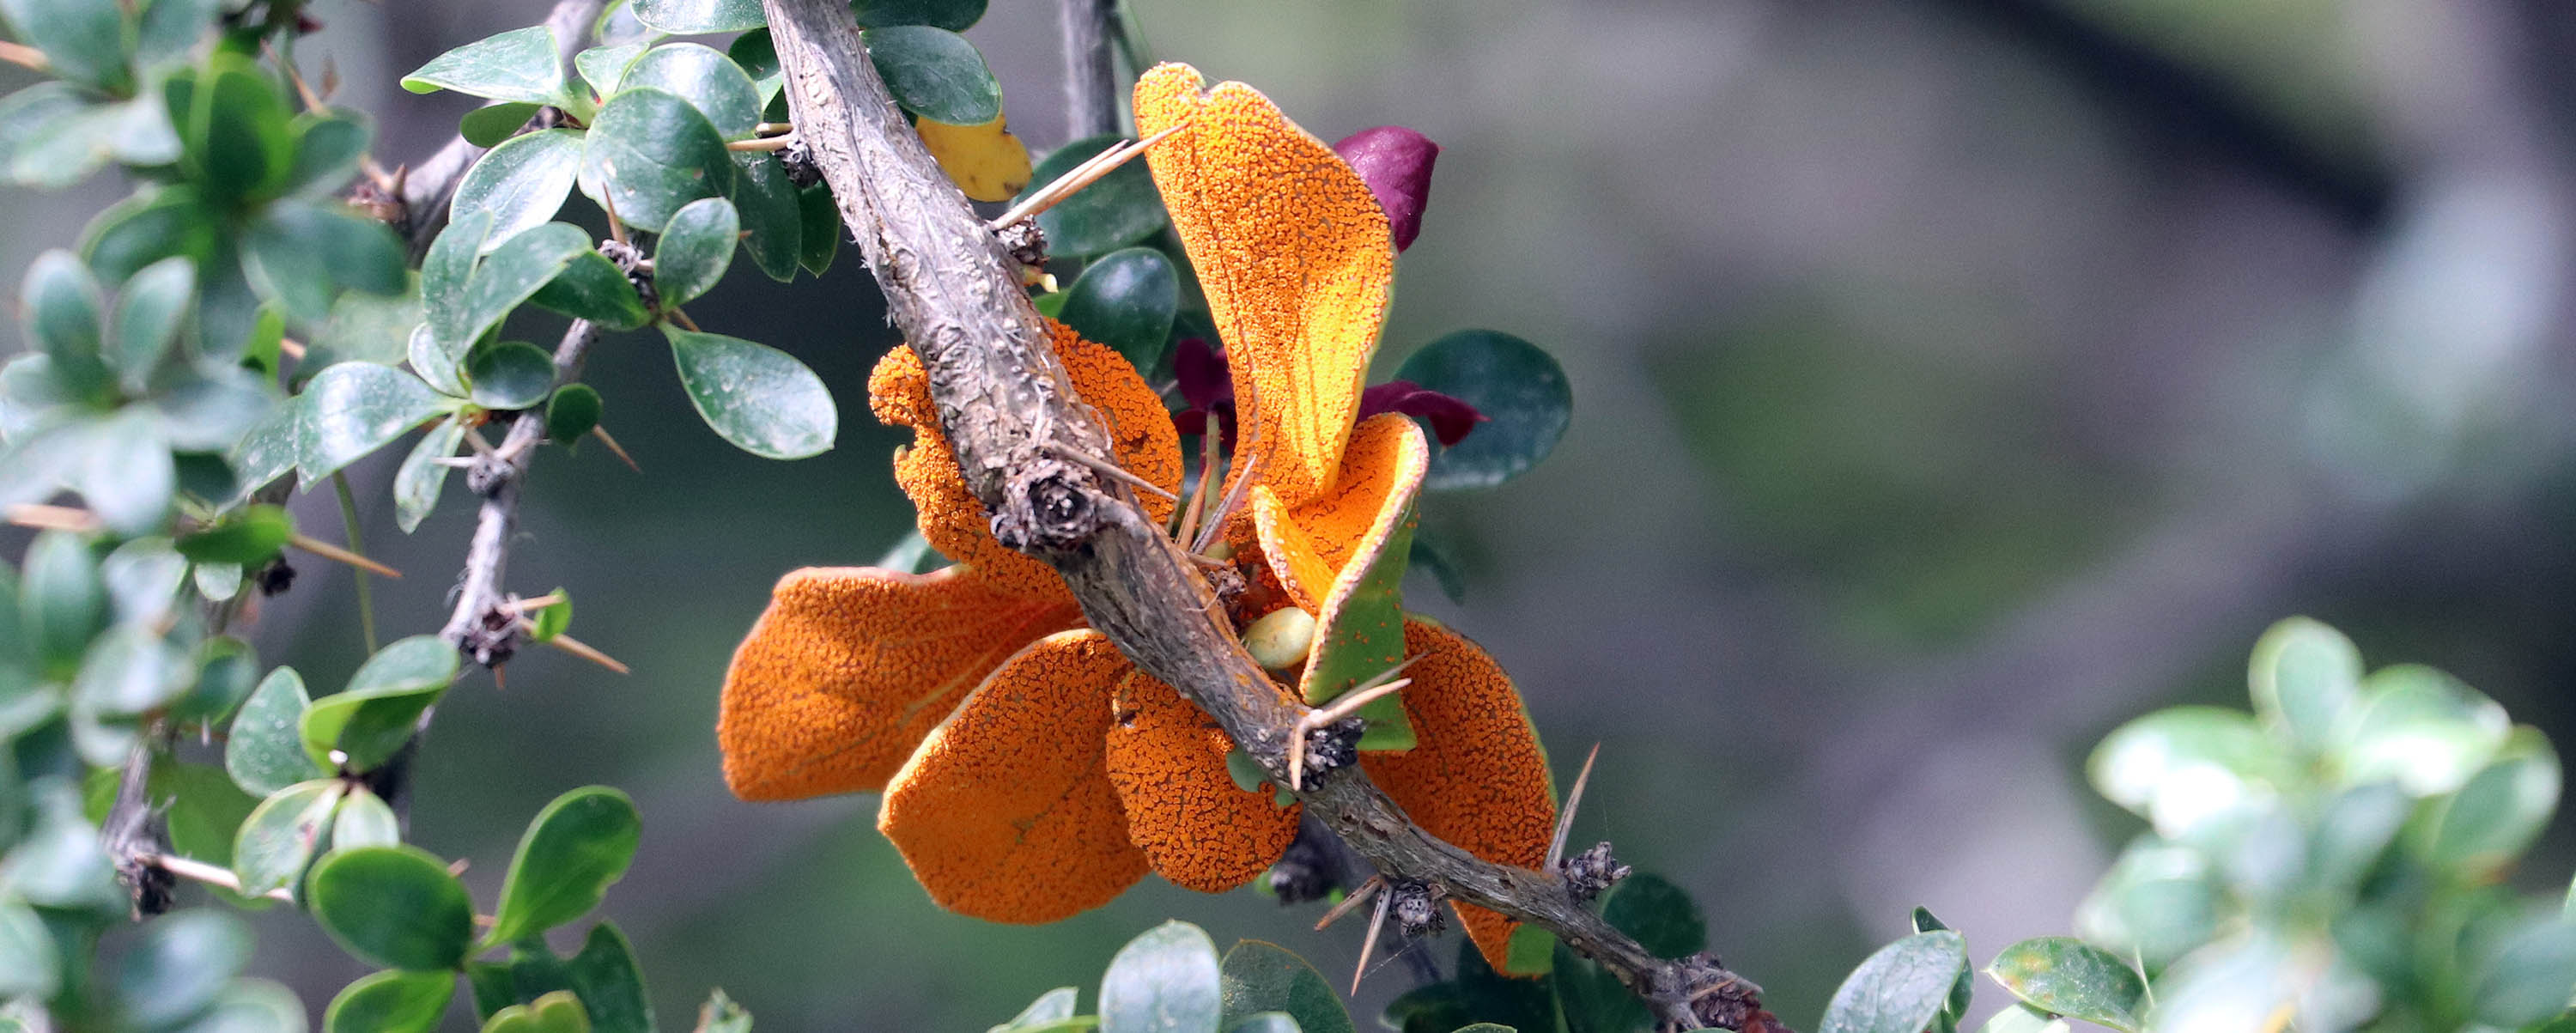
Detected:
left=447, top=858, right=471, bottom=877
left=601, top=189, right=630, bottom=247
left=1313, top=875, right=1383, bottom=931
left=519, top=619, right=633, bottom=675
left=276, top=336, right=308, bottom=361
left=1546, top=742, right=1601, bottom=870
left=1045, top=441, right=1177, bottom=501
left=1291, top=673, right=1413, bottom=791
left=590, top=425, right=642, bottom=472
left=1174, top=430, right=1219, bottom=545
left=666, top=307, right=703, bottom=332
left=987, top=122, right=1188, bottom=231
left=1353, top=887, right=1393, bottom=995
left=506, top=592, right=566, bottom=614
left=430, top=456, right=479, bottom=469
left=1190, top=449, right=1261, bottom=556
left=755, top=121, right=793, bottom=136
left=492, top=664, right=507, bottom=691
left=6, top=503, right=101, bottom=533
left=288, top=533, right=403, bottom=579
left=264, top=41, right=330, bottom=112
left=726, top=135, right=797, bottom=152
left=0, top=39, right=49, bottom=72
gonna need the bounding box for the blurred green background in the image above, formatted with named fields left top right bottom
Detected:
left=19, top=0, right=2576, bottom=1028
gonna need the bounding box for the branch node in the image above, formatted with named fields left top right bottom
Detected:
left=1559, top=841, right=1631, bottom=902
left=998, top=218, right=1048, bottom=268
left=989, top=461, right=1106, bottom=551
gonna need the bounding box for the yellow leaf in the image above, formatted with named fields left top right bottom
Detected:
left=918, top=113, right=1033, bottom=203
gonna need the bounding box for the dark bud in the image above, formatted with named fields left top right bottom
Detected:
left=780, top=141, right=823, bottom=188
left=1389, top=880, right=1446, bottom=938
left=1677, top=953, right=1766, bottom=1033
left=998, top=219, right=1048, bottom=268
left=1357, top=380, right=1487, bottom=447
left=255, top=558, right=297, bottom=596
left=123, top=857, right=176, bottom=919
left=1301, top=716, right=1364, bottom=782
left=993, top=467, right=1098, bottom=551
left=1333, top=126, right=1439, bottom=252
left=1559, top=841, right=1631, bottom=902
left=457, top=602, right=525, bottom=668
left=1267, top=831, right=1340, bottom=904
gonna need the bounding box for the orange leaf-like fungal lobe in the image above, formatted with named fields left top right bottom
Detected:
left=878, top=630, right=1151, bottom=922
left=1360, top=617, right=1558, bottom=973
left=870, top=320, right=1182, bottom=598
left=1256, top=413, right=1430, bottom=616
left=719, top=566, right=1078, bottom=800
left=1133, top=62, right=1396, bottom=508
left=1103, top=672, right=1302, bottom=892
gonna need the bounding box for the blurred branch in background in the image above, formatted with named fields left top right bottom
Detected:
left=1059, top=0, right=1121, bottom=140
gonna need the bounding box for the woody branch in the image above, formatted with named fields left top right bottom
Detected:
left=759, top=0, right=1770, bottom=1028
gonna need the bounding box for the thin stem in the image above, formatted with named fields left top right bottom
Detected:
left=331, top=471, right=379, bottom=653
left=146, top=853, right=294, bottom=903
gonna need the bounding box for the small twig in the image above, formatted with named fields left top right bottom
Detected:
left=331, top=471, right=380, bottom=653
left=726, top=136, right=798, bottom=152
left=1352, top=887, right=1394, bottom=994
left=985, top=124, right=1185, bottom=231
left=143, top=853, right=295, bottom=904
left=1546, top=742, right=1601, bottom=870
left=1044, top=441, right=1177, bottom=501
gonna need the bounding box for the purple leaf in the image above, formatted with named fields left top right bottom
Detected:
left=1334, top=125, right=1439, bottom=252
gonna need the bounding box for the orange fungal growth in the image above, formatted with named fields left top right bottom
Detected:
left=1361, top=617, right=1558, bottom=971
left=1104, top=672, right=1304, bottom=892
left=878, top=631, right=1152, bottom=922
left=1134, top=62, right=1396, bottom=510
left=1255, top=412, right=1429, bottom=614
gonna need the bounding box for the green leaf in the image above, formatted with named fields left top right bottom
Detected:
left=115, top=909, right=253, bottom=1028
left=174, top=635, right=260, bottom=726
left=2087, top=706, right=2288, bottom=837
left=304, top=279, right=421, bottom=374
left=228, top=667, right=323, bottom=796
left=576, top=45, right=648, bottom=100
left=582, top=88, right=734, bottom=234
left=333, top=787, right=402, bottom=850
left=404, top=27, right=571, bottom=106
left=1600, top=872, right=1706, bottom=959
left=546, top=385, right=604, bottom=447
left=992, top=987, right=1079, bottom=1033
left=1023, top=136, right=1167, bottom=258
left=0, top=898, right=58, bottom=999
left=485, top=991, right=592, bottom=1033
left=22, top=528, right=105, bottom=677
left=298, top=362, right=456, bottom=483
left=732, top=151, right=802, bottom=281
left=487, top=787, right=641, bottom=945
left=468, top=340, right=558, bottom=410
left=185, top=58, right=297, bottom=202
left=564, top=922, right=654, bottom=1033
left=2336, top=663, right=2512, bottom=796
left=655, top=197, right=739, bottom=306
left=530, top=251, right=651, bottom=331
left=98, top=534, right=182, bottom=625
left=1060, top=248, right=1178, bottom=372
left=176, top=504, right=293, bottom=566
left=0, top=0, right=129, bottom=91
left=308, top=846, right=477, bottom=971
left=2247, top=616, right=2360, bottom=751
left=1972, top=1005, right=2066, bottom=1033
left=421, top=209, right=493, bottom=368
left=2424, top=726, right=2561, bottom=878
left=632, top=0, right=764, bottom=33
left=154, top=365, right=273, bottom=451
left=664, top=326, right=837, bottom=459
left=76, top=621, right=191, bottom=716
left=854, top=0, right=986, bottom=31
left=452, top=222, right=594, bottom=350
left=81, top=186, right=221, bottom=294
left=135, top=0, right=220, bottom=69
left=1297, top=502, right=1415, bottom=750
left=395, top=417, right=467, bottom=533
left=301, top=635, right=459, bottom=772
left=727, top=31, right=781, bottom=103
left=1218, top=940, right=1352, bottom=1033
left=862, top=25, right=1000, bottom=125
left=798, top=183, right=841, bottom=274
left=1102, top=921, right=1224, bottom=1033
left=622, top=43, right=762, bottom=138
left=528, top=590, right=574, bottom=642
left=327, top=969, right=456, bottom=1033
left=1395, top=330, right=1570, bottom=491
left=461, top=102, right=545, bottom=149
left=3, top=780, right=124, bottom=912
left=454, top=130, right=585, bottom=249
left=2472, top=912, right=2576, bottom=1028
left=230, top=778, right=345, bottom=897
left=81, top=409, right=176, bottom=536
left=1983, top=937, right=2143, bottom=1032
left=109, top=256, right=195, bottom=391
left=288, top=109, right=375, bottom=197
left=1222, top=1017, right=1293, bottom=1033
left=243, top=199, right=409, bottom=327
left=182, top=979, right=313, bottom=1033
left=22, top=248, right=109, bottom=398
left=1818, top=931, right=1968, bottom=1033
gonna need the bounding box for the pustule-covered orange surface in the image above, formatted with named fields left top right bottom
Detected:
left=1133, top=62, right=1395, bottom=511
left=1105, top=671, right=1303, bottom=891
left=1256, top=413, right=1429, bottom=614
left=878, top=630, right=1151, bottom=922
left=718, top=567, right=1078, bottom=800
left=1362, top=617, right=1559, bottom=970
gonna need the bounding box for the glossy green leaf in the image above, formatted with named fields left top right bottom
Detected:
left=395, top=417, right=467, bottom=533
left=544, top=385, right=604, bottom=447
left=530, top=251, right=650, bottom=331
left=452, top=222, right=593, bottom=349
left=4, top=93, right=118, bottom=188
left=181, top=979, right=313, bottom=1033
left=22, top=248, right=108, bottom=398
left=727, top=31, right=781, bottom=103
left=732, top=151, right=801, bottom=281
left=1819, top=931, right=1968, bottom=1033
left=81, top=409, right=176, bottom=535
left=564, top=922, right=654, bottom=1033
left=1222, top=1016, right=1293, bottom=1033
left=576, top=45, right=648, bottom=100
left=1601, top=872, right=1706, bottom=960
left=80, top=185, right=221, bottom=289
left=185, top=58, right=296, bottom=202
left=1060, top=247, right=1177, bottom=371
left=1297, top=501, right=1414, bottom=750
left=632, top=0, right=763, bottom=33
left=303, top=279, right=420, bottom=374
left=485, top=990, right=592, bottom=1033
left=1101, top=921, right=1224, bottom=1033
left=134, top=0, right=219, bottom=69
left=404, top=27, right=570, bottom=106
left=665, top=326, right=837, bottom=459
left=173, top=635, right=260, bottom=726
left=176, top=504, right=293, bottom=566
left=488, top=787, right=642, bottom=945
left=2424, top=726, right=2561, bottom=878
left=528, top=590, right=574, bottom=642
left=100, top=536, right=184, bottom=624
left=230, top=778, right=344, bottom=897
left=308, top=846, right=477, bottom=971
left=621, top=43, right=761, bottom=138
left=153, top=365, right=274, bottom=450
left=288, top=109, right=375, bottom=197
left=468, top=340, right=558, bottom=410
left=297, top=362, right=455, bottom=483
left=421, top=209, right=493, bottom=367
left=992, top=987, right=1079, bottom=1032
left=455, top=130, right=585, bottom=249
left=1218, top=940, right=1352, bottom=1033
left=301, top=635, right=459, bottom=772
left=798, top=183, right=841, bottom=274
left=3, top=781, right=122, bottom=912
left=462, top=102, right=546, bottom=149
left=227, top=666, right=323, bottom=797
left=1973, top=1004, right=2067, bottom=1033
left=76, top=621, right=191, bottom=715
left=2248, top=616, right=2361, bottom=751
left=1022, top=135, right=1165, bottom=258
left=1395, top=330, right=1569, bottom=491
left=243, top=199, right=409, bottom=326
left=0, top=898, right=57, bottom=999
left=109, top=256, right=195, bottom=391
left=1983, top=937, right=2143, bottom=1032
left=862, top=26, right=999, bottom=125
left=333, top=787, right=402, bottom=850
left=2087, top=706, right=2288, bottom=837
left=2472, top=912, right=2576, bottom=1028
left=117, top=909, right=253, bottom=1028
left=0, top=0, right=130, bottom=92
left=655, top=196, right=738, bottom=306
left=327, top=969, right=456, bottom=1033
left=854, top=0, right=986, bottom=30
left=2336, top=663, right=2512, bottom=796
left=22, top=529, right=105, bottom=676
left=582, top=88, right=733, bottom=234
